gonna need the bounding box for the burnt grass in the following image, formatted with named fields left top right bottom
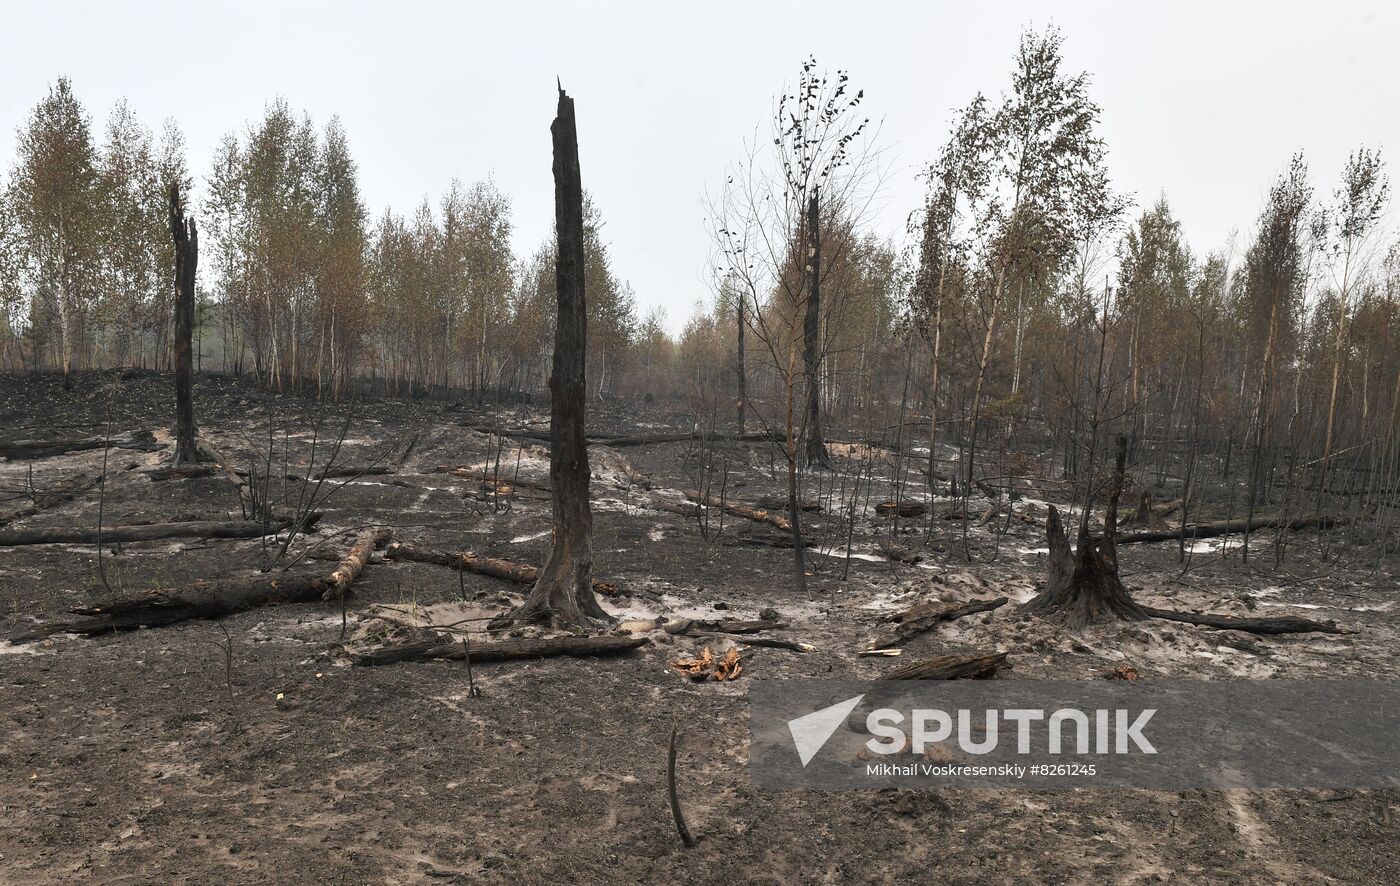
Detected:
left=1, top=370, right=1397, bottom=884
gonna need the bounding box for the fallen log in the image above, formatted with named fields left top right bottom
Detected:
left=1142, top=606, right=1347, bottom=635
left=383, top=540, right=620, bottom=596
left=350, top=633, right=648, bottom=666
left=0, top=517, right=293, bottom=547
left=869, top=597, right=1009, bottom=649
left=876, top=500, right=927, bottom=519
left=8, top=573, right=330, bottom=641
left=726, top=635, right=814, bottom=652
left=1118, top=514, right=1344, bottom=546
left=8, top=529, right=389, bottom=641
left=664, top=617, right=787, bottom=635
left=879, top=651, right=1010, bottom=681
left=725, top=529, right=816, bottom=549
left=681, top=490, right=791, bottom=531
left=324, top=528, right=394, bottom=600
left=0, top=429, right=162, bottom=460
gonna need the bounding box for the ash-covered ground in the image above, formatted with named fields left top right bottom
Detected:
left=1, top=371, right=1396, bottom=884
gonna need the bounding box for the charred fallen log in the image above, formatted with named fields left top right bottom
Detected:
left=8, top=529, right=390, bottom=641
left=324, top=528, right=394, bottom=600
left=350, top=633, right=648, bottom=666
left=383, top=540, right=620, bottom=596
left=868, top=597, right=1009, bottom=649
left=0, top=429, right=162, bottom=460
left=1117, top=515, right=1345, bottom=546
left=879, top=651, right=1010, bottom=681
left=681, top=489, right=791, bottom=531
left=0, top=517, right=293, bottom=547
left=1142, top=606, right=1347, bottom=636
left=9, top=573, right=329, bottom=641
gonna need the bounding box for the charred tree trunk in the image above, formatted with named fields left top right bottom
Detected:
left=1022, top=436, right=1150, bottom=629
left=169, top=184, right=200, bottom=466
left=802, top=188, right=829, bottom=469
left=496, top=86, right=609, bottom=631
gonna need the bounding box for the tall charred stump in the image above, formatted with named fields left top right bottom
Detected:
left=1022, top=436, right=1149, bottom=629
left=802, top=188, right=829, bottom=469
left=169, top=184, right=200, bottom=466
left=499, top=86, right=609, bottom=630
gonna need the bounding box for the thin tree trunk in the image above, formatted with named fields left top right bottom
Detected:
left=802, top=189, right=828, bottom=469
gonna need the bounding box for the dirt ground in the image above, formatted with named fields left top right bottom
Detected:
left=1, top=371, right=1397, bottom=885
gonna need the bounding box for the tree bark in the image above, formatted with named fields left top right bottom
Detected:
left=169, top=184, right=200, bottom=466
left=495, top=86, right=609, bottom=630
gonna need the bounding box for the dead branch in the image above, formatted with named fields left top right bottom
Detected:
left=383, top=540, right=621, bottom=596
left=1143, top=606, right=1348, bottom=636
left=878, top=651, right=1010, bottom=681
left=349, top=633, right=648, bottom=666
left=868, top=597, right=1009, bottom=649
left=0, top=517, right=293, bottom=547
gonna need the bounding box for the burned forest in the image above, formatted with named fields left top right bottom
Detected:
left=1, top=13, right=1398, bottom=886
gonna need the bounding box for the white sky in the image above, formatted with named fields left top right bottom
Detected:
left=3, top=1, right=1397, bottom=332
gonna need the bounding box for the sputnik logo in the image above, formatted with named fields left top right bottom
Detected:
left=787, top=694, right=865, bottom=766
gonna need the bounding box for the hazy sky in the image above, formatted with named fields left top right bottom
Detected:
left=3, top=1, right=1396, bottom=331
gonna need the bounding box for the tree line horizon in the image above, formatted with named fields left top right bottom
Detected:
left=2, top=27, right=1398, bottom=565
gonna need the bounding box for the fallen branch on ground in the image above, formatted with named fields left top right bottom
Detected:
left=876, top=500, right=927, bottom=519
left=0, top=429, right=161, bottom=460
left=664, top=617, right=787, bottom=635
left=383, top=540, right=620, bottom=596
left=0, top=517, right=293, bottom=547
left=668, top=725, right=695, bottom=848
left=9, top=573, right=328, bottom=641
left=721, top=635, right=813, bottom=652
left=8, top=530, right=388, bottom=641
left=869, top=597, right=1009, bottom=649
left=1117, top=515, right=1346, bottom=546
left=1143, top=606, right=1347, bottom=635
left=879, top=651, right=1010, bottom=681
left=350, top=633, right=648, bottom=666
left=324, top=528, right=394, bottom=600
left=681, top=489, right=791, bottom=531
